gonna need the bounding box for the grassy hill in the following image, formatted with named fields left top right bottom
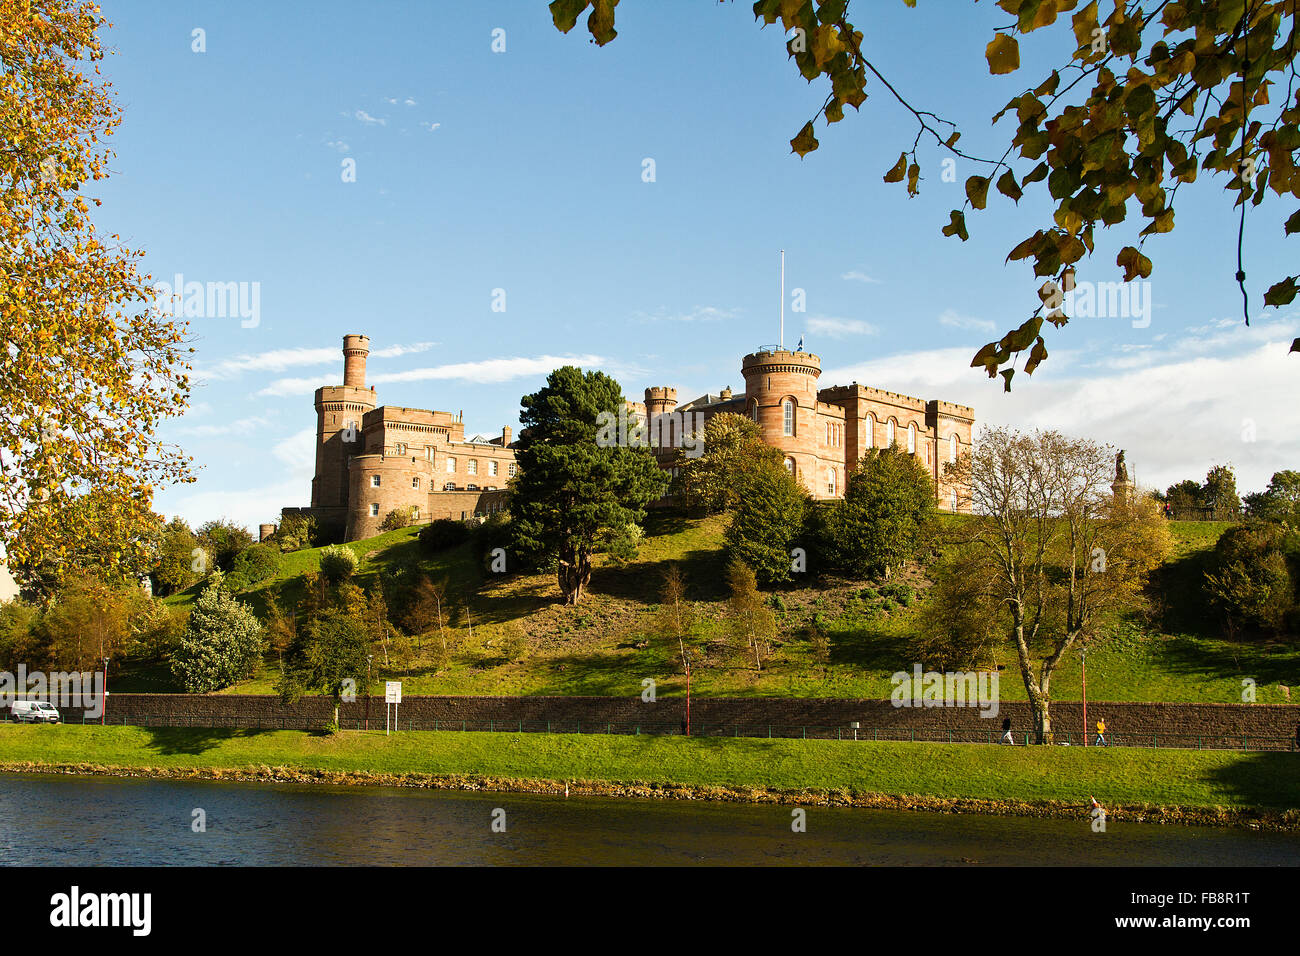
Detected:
left=134, top=515, right=1298, bottom=703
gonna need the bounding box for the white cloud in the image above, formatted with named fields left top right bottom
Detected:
left=404, top=97, right=417, bottom=106
left=806, top=316, right=877, bottom=338
left=196, top=341, right=435, bottom=381
left=631, top=306, right=736, bottom=323
left=272, top=427, right=317, bottom=473
left=419, top=121, right=441, bottom=132
left=353, top=110, right=386, bottom=126
left=823, top=318, right=1300, bottom=495
left=325, top=140, right=350, bottom=153
left=841, top=269, right=882, bottom=284
left=173, top=415, right=275, bottom=438
left=256, top=353, right=606, bottom=397
left=938, top=309, right=996, bottom=333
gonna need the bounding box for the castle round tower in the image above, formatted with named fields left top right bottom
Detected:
left=643, top=386, right=678, bottom=418
left=741, top=348, right=822, bottom=493
left=311, top=334, right=377, bottom=521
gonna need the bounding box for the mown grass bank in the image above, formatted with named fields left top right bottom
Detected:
left=2, top=725, right=1297, bottom=830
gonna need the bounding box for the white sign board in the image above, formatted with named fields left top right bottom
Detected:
left=385, top=681, right=402, bottom=704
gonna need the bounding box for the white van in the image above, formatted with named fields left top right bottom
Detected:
left=10, top=700, right=61, bottom=724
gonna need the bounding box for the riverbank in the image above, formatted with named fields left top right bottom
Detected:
left=2, top=725, right=1297, bottom=830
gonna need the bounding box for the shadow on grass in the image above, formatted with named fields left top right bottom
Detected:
left=1207, top=750, right=1300, bottom=811
left=140, top=726, right=276, bottom=757
left=1150, top=633, right=1300, bottom=688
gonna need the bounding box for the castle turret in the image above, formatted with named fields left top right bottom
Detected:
left=343, top=333, right=370, bottom=388
left=742, top=348, right=821, bottom=493
left=310, top=335, right=377, bottom=529
left=644, top=386, right=678, bottom=418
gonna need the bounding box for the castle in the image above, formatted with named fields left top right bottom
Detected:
left=285, top=335, right=974, bottom=542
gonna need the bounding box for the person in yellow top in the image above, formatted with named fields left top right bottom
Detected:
left=1094, top=718, right=1108, bottom=747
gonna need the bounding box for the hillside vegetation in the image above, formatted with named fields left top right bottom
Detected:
left=130, top=514, right=1300, bottom=704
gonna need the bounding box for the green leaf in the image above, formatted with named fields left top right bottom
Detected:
left=996, top=169, right=1023, bottom=202
left=1264, top=278, right=1299, bottom=307
left=549, top=0, right=590, bottom=33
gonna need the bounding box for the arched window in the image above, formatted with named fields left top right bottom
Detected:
left=907, top=423, right=917, bottom=454
left=865, top=415, right=874, bottom=449
left=784, top=457, right=795, bottom=475
left=749, top=400, right=759, bottom=423
left=886, top=419, right=896, bottom=447
left=951, top=489, right=959, bottom=512
left=782, top=399, right=795, bottom=436
left=827, top=468, right=837, bottom=495
left=949, top=435, right=958, bottom=463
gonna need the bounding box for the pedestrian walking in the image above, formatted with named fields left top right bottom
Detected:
left=1095, top=718, right=1108, bottom=747
left=1000, top=716, right=1014, bottom=745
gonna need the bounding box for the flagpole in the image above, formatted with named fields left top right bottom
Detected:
left=780, top=249, right=785, bottom=349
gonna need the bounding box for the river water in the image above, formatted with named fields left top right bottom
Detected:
left=1, top=772, right=1296, bottom=865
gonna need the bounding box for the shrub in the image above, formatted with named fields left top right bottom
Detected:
left=418, top=518, right=471, bottom=554
left=1204, top=522, right=1297, bottom=634
left=169, top=572, right=265, bottom=692
left=275, top=513, right=318, bottom=552
left=381, top=506, right=419, bottom=532
left=226, top=542, right=282, bottom=591
left=319, top=544, right=358, bottom=584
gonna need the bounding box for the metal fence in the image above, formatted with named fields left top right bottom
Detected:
left=6, top=713, right=1286, bottom=751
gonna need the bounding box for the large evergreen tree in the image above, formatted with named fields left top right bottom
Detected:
left=822, top=445, right=937, bottom=579
left=509, top=366, right=668, bottom=604
left=724, top=456, right=810, bottom=585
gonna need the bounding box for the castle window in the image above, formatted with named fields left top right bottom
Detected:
left=371, top=475, right=381, bottom=488
left=466, top=483, right=478, bottom=491
left=489, top=460, right=498, bottom=476
left=782, top=400, right=794, bottom=436
left=951, top=489, right=959, bottom=511
left=508, top=462, right=518, bottom=477
left=444, top=482, right=456, bottom=491
left=828, top=468, right=837, bottom=495
left=907, top=423, right=916, bottom=454
left=749, top=400, right=759, bottom=423
left=369, top=503, right=379, bottom=517
left=950, top=435, right=957, bottom=463
left=412, top=477, right=420, bottom=489
left=395, top=443, right=407, bottom=455
left=446, top=457, right=457, bottom=474
left=784, top=457, right=795, bottom=475
left=865, top=415, right=874, bottom=449
left=468, top=459, right=478, bottom=476
left=413, top=507, right=420, bottom=519
left=886, top=419, right=896, bottom=447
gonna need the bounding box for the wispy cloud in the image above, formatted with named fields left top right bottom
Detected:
left=353, top=109, right=386, bottom=126
left=631, top=306, right=737, bottom=324
left=172, top=415, right=275, bottom=438
left=256, top=353, right=605, bottom=397
left=196, top=341, right=435, bottom=381
left=938, top=309, right=997, bottom=333
left=806, top=316, right=877, bottom=338
left=419, top=121, right=441, bottom=132
left=325, top=140, right=350, bottom=153
left=841, top=269, right=882, bottom=284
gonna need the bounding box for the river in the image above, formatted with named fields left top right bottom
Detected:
left=1, top=772, right=1296, bottom=865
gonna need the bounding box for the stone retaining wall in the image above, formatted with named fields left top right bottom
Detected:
left=28, top=693, right=1300, bottom=744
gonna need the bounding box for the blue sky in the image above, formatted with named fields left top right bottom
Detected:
left=93, top=0, right=1300, bottom=530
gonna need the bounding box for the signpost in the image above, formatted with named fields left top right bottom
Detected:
left=385, top=681, right=401, bottom=736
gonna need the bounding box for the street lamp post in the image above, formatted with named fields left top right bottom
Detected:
left=1081, top=641, right=1088, bottom=747
left=101, top=657, right=109, bottom=726
left=365, top=655, right=373, bottom=730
